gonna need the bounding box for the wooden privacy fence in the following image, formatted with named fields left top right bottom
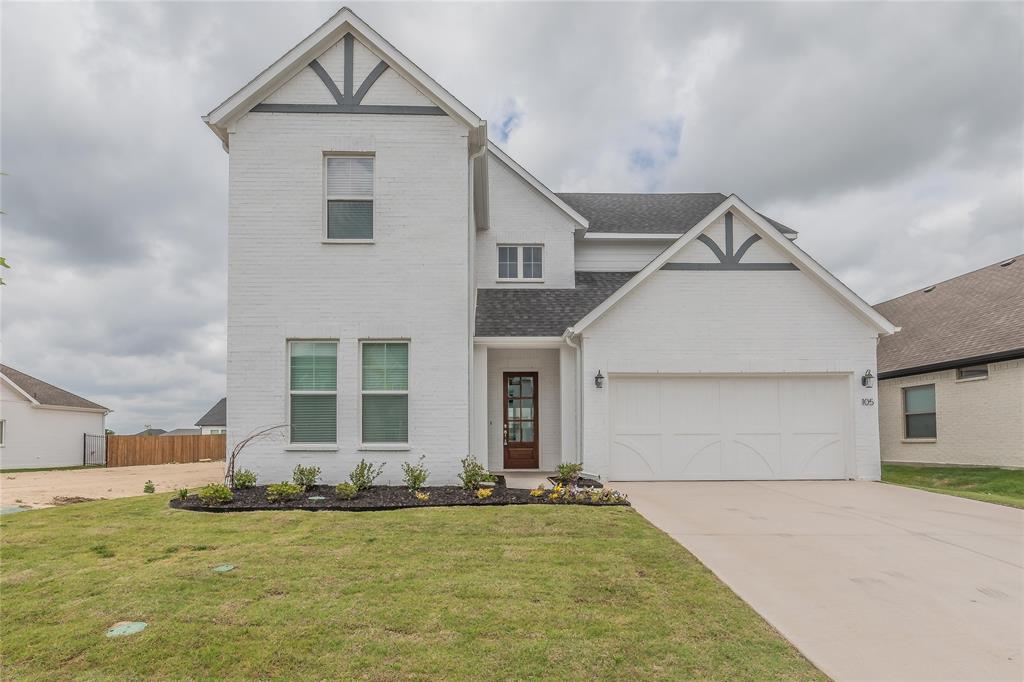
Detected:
left=106, top=434, right=227, bottom=467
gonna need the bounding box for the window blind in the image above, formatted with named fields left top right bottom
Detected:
left=326, top=156, right=373, bottom=197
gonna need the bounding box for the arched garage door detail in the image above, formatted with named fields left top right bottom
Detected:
left=609, top=375, right=851, bottom=480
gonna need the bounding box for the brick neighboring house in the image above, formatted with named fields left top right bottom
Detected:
left=874, top=256, right=1024, bottom=468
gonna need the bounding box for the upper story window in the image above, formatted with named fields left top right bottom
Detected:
left=956, top=364, right=988, bottom=381
left=498, top=245, right=543, bottom=281
left=325, top=155, right=374, bottom=241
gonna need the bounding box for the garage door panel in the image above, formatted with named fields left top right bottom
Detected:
left=610, top=375, right=850, bottom=481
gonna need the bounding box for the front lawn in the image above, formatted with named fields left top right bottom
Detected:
left=883, top=464, right=1024, bottom=509
left=1, top=495, right=822, bottom=680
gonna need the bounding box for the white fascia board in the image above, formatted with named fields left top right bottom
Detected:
left=583, top=233, right=681, bottom=240
left=473, top=336, right=565, bottom=349
left=32, top=404, right=110, bottom=415
left=486, top=143, right=589, bottom=229
left=203, top=7, right=484, bottom=147
left=0, top=374, right=40, bottom=405
left=568, top=194, right=897, bottom=336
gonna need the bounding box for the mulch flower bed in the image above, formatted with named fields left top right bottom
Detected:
left=170, top=483, right=630, bottom=513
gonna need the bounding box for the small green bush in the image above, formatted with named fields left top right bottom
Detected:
left=266, top=482, right=304, bottom=503
left=233, top=469, right=258, bottom=489
left=335, top=482, right=359, bottom=500
left=198, top=484, right=233, bottom=505
left=557, top=462, right=584, bottom=484
left=143, top=480, right=155, bottom=494
left=176, top=488, right=189, bottom=501
left=458, top=455, right=494, bottom=490
left=401, top=455, right=429, bottom=492
left=292, top=464, right=321, bottom=490
left=350, top=459, right=385, bottom=491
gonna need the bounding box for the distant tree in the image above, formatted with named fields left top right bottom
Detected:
left=105, top=428, right=115, bottom=435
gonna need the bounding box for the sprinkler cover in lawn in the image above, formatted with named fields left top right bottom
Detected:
left=106, top=621, right=147, bottom=637
left=213, top=564, right=235, bottom=573
left=308, top=496, right=326, bottom=501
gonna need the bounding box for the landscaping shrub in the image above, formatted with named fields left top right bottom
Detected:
left=529, top=486, right=546, bottom=497
left=233, top=469, right=258, bottom=489
left=350, top=459, right=385, bottom=491
left=401, top=456, right=429, bottom=492
left=556, top=462, right=584, bottom=484
left=458, top=455, right=495, bottom=490
left=414, top=491, right=430, bottom=501
left=197, top=484, right=233, bottom=505
left=292, top=464, right=321, bottom=490
left=266, top=482, right=304, bottom=503
left=335, top=482, right=359, bottom=500
left=143, top=480, right=155, bottom=494
left=176, top=488, right=189, bottom=501
left=476, top=488, right=493, bottom=499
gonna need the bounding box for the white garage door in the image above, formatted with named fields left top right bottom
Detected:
left=609, top=375, right=851, bottom=480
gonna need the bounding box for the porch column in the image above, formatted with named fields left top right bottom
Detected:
left=470, top=344, right=489, bottom=460
left=559, top=343, right=578, bottom=465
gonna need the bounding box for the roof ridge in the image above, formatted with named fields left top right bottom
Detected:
left=875, top=253, right=1024, bottom=306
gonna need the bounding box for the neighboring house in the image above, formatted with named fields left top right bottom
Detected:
left=161, top=428, right=202, bottom=437
left=195, top=398, right=227, bottom=435
left=0, top=364, right=109, bottom=469
left=874, top=256, right=1024, bottom=468
left=133, top=428, right=167, bottom=436
left=203, top=7, right=896, bottom=484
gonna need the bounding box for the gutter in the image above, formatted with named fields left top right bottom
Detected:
left=878, top=347, right=1024, bottom=380
left=467, top=132, right=488, bottom=456
left=561, top=328, right=584, bottom=467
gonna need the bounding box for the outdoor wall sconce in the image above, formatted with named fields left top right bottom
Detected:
left=861, top=370, right=874, bottom=388
left=595, top=370, right=605, bottom=388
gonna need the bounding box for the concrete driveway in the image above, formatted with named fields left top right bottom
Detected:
left=616, top=481, right=1024, bottom=682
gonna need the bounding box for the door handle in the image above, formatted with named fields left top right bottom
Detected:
left=503, top=423, right=508, bottom=446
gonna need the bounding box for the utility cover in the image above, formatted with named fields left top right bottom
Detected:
left=106, top=621, right=147, bottom=637
left=213, top=564, right=235, bottom=573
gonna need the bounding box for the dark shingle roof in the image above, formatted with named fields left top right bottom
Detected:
left=195, top=397, right=226, bottom=426
left=557, top=193, right=797, bottom=235
left=161, top=428, right=202, bottom=436
left=874, top=256, right=1024, bottom=376
left=0, top=364, right=108, bottom=411
left=476, top=272, right=636, bottom=337
left=134, top=428, right=167, bottom=436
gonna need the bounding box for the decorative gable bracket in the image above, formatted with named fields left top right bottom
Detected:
left=663, top=212, right=797, bottom=271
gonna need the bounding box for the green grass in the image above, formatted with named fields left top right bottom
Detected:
left=0, top=495, right=822, bottom=681
left=883, top=464, right=1024, bottom=509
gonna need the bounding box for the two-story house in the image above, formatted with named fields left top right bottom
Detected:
left=203, top=7, right=896, bottom=485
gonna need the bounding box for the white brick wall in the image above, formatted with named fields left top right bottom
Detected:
left=879, top=359, right=1024, bottom=468
left=0, top=383, right=105, bottom=469
left=227, top=111, right=471, bottom=485
left=475, top=152, right=577, bottom=288
left=581, top=270, right=882, bottom=480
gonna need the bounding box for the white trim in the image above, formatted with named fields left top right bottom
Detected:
left=567, top=195, right=898, bottom=336
left=582, top=233, right=682, bottom=240
left=203, top=7, right=484, bottom=147
left=474, top=337, right=565, bottom=349
left=284, top=444, right=339, bottom=452
left=323, top=153, right=375, bottom=242
left=496, top=243, right=544, bottom=282
left=322, top=239, right=374, bottom=245
left=31, top=404, right=109, bottom=415
left=359, top=339, right=410, bottom=447
left=358, top=444, right=411, bottom=452
left=487, top=143, right=589, bottom=228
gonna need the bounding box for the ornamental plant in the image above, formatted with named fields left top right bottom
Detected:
left=556, top=462, right=584, bottom=485
left=176, top=488, right=189, bottom=501
left=476, top=488, right=493, bottom=499
left=266, top=482, right=303, bottom=503
left=401, top=456, right=429, bottom=492
left=292, top=464, right=321, bottom=490
left=335, top=482, right=359, bottom=500
left=198, top=483, right=234, bottom=505
left=458, top=455, right=494, bottom=490
left=233, top=468, right=258, bottom=489
left=529, top=486, right=546, bottom=497
left=349, top=459, right=385, bottom=491
left=414, top=491, right=430, bottom=501
left=143, top=480, right=155, bottom=494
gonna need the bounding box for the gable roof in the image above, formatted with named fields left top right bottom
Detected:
left=204, top=7, right=484, bottom=148
left=874, top=256, right=1024, bottom=377
left=195, top=397, right=227, bottom=427
left=559, top=193, right=797, bottom=236
left=475, top=272, right=635, bottom=337
left=162, top=428, right=202, bottom=437
left=0, top=364, right=109, bottom=412
left=134, top=428, right=167, bottom=436
left=567, top=194, right=896, bottom=336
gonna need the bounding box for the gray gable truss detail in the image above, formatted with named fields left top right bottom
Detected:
left=252, top=33, right=446, bottom=116
left=663, top=211, right=798, bottom=271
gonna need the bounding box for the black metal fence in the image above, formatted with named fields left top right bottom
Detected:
left=83, top=433, right=106, bottom=466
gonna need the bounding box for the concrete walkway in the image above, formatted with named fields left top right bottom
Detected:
left=616, top=481, right=1024, bottom=682
left=1, top=461, right=225, bottom=509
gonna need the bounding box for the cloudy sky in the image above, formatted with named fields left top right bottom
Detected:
left=2, top=2, right=1021, bottom=434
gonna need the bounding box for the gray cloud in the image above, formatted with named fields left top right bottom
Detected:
left=2, top=2, right=1021, bottom=432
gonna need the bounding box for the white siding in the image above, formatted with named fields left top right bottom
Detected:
left=227, top=110, right=471, bottom=485
left=486, top=348, right=561, bottom=471
left=574, top=239, right=668, bottom=272
left=581, top=269, right=881, bottom=481
left=262, top=66, right=335, bottom=105
left=879, top=360, right=1024, bottom=468
left=360, top=68, right=435, bottom=107
left=475, top=153, right=577, bottom=288
left=200, top=425, right=227, bottom=435
left=0, top=383, right=105, bottom=469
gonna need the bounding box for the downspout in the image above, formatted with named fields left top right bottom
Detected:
left=467, top=139, right=488, bottom=456
left=562, top=328, right=584, bottom=467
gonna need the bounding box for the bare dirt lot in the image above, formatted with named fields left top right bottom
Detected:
left=1, top=461, right=224, bottom=509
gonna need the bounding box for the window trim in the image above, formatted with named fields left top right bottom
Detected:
left=323, top=153, right=376, bottom=244
left=287, top=339, right=339, bottom=446
left=0, top=418, right=5, bottom=447
left=359, top=339, right=410, bottom=449
left=902, top=383, right=937, bottom=442
left=496, top=244, right=544, bottom=282
left=955, top=364, right=989, bottom=382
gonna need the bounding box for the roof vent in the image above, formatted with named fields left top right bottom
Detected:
left=922, top=285, right=936, bottom=293
left=999, top=258, right=1016, bottom=267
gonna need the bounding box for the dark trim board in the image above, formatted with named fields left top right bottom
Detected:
left=252, top=103, right=446, bottom=115
left=670, top=211, right=797, bottom=270
left=878, top=348, right=1024, bottom=380
left=662, top=262, right=799, bottom=271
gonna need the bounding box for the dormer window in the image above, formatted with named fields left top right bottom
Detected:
left=498, top=245, right=543, bottom=281
left=325, top=155, right=374, bottom=241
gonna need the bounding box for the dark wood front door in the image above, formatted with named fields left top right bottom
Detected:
left=503, top=372, right=539, bottom=469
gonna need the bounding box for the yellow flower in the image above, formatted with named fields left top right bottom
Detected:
left=414, top=491, right=430, bottom=501
left=476, top=488, right=493, bottom=499
left=529, top=486, right=546, bottom=497
left=548, top=492, right=560, bottom=501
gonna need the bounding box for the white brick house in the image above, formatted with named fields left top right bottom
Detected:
left=204, top=8, right=896, bottom=485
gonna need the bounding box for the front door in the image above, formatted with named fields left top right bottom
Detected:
left=503, top=372, right=539, bottom=469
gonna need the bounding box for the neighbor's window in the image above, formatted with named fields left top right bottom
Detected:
left=956, top=364, right=988, bottom=381
left=0, top=419, right=5, bottom=446
left=326, top=156, right=374, bottom=240
left=903, top=384, right=936, bottom=439
left=361, top=341, right=409, bottom=445
left=497, top=245, right=543, bottom=280
left=289, top=341, right=338, bottom=443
